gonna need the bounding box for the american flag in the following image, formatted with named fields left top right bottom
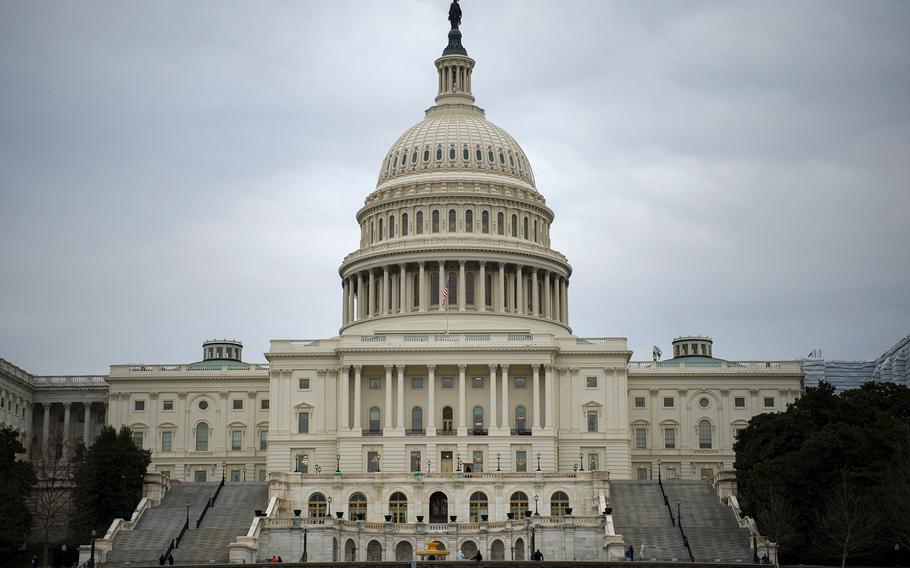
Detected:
left=441, top=278, right=450, bottom=307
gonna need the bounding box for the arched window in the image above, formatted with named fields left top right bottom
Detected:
left=523, top=217, right=529, bottom=239
left=389, top=492, right=408, bottom=523
left=436, top=147, right=442, bottom=161
left=550, top=491, right=570, bottom=516
left=401, top=212, right=409, bottom=236
left=392, top=155, right=398, bottom=168
left=348, top=492, right=367, bottom=520
left=448, top=209, right=457, bottom=232
left=195, top=422, right=208, bottom=452
left=411, top=150, right=417, bottom=163
left=469, top=492, right=488, bottom=522
left=442, top=406, right=454, bottom=432
left=499, top=151, right=505, bottom=165
left=510, top=491, right=529, bottom=519
left=378, top=218, right=383, bottom=241
left=497, top=212, right=504, bottom=235
left=472, top=406, right=484, bottom=430
left=481, top=211, right=489, bottom=233
left=411, top=407, right=423, bottom=431
left=423, top=148, right=430, bottom=162
left=465, top=271, right=475, bottom=305
left=369, top=407, right=381, bottom=433
left=509, top=153, right=515, bottom=167
left=431, top=210, right=439, bottom=233
left=308, top=492, right=327, bottom=517
left=514, top=406, right=527, bottom=431
left=488, top=149, right=495, bottom=163
left=463, top=147, right=470, bottom=161
left=412, top=273, right=420, bottom=308
left=389, top=215, right=395, bottom=238
left=511, top=214, right=518, bottom=237
left=698, top=419, right=713, bottom=449
left=476, top=147, right=483, bottom=162
left=533, top=219, right=537, bottom=242
left=449, top=146, right=456, bottom=160
left=416, top=211, right=424, bottom=234
left=465, top=209, right=473, bottom=233
left=430, top=271, right=440, bottom=306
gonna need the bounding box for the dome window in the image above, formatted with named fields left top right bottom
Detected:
left=499, top=151, right=505, bottom=165
left=487, top=149, right=495, bottom=163
left=449, top=147, right=456, bottom=160
left=497, top=212, right=504, bottom=235
left=401, top=213, right=409, bottom=236
left=415, top=211, right=423, bottom=234
left=523, top=217, right=529, bottom=240
left=389, top=215, right=396, bottom=238
left=476, top=148, right=483, bottom=161
left=393, top=155, right=398, bottom=168
left=465, top=209, right=473, bottom=233
left=411, top=151, right=418, bottom=164
left=511, top=214, right=518, bottom=237
left=423, top=148, right=430, bottom=162
left=509, top=153, right=515, bottom=167
left=436, top=147, right=442, bottom=161
left=431, top=210, right=440, bottom=233
left=448, top=209, right=457, bottom=233
left=463, top=147, right=469, bottom=161
left=481, top=211, right=489, bottom=233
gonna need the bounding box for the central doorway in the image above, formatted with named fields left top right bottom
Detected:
left=440, top=450, right=453, bottom=473
left=429, top=491, right=448, bottom=523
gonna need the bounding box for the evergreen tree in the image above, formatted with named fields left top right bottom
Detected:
left=70, top=426, right=151, bottom=542
left=0, top=426, right=36, bottom=562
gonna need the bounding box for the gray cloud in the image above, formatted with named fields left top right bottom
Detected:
left=1, top=0, right=908, bottom=374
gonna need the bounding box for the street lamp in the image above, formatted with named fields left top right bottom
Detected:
left=657, top=459, right=662, bottom=482
left=336, top=452, right=341, bottom=473
left=536, top=452, right=541, bottom=472
left=371, top=453, right=381, bottom=472
left=676, top=498, right=681, bottom=527
left=315, top=464, right=321, bottom=474
left=327, top=496, right=333, bottom=517
left=303, top=454, right=309, bottom=473
left=533, top=494, right=539, bottom=516
left=303, top=526, right=308, bottom=562
left=89, top=529, right=97, bottom=568
left=185, top=500, right=191, bottom=525
left=221, top=461, right=226, bottom=481
left=427, top=458, right=432, bottom=473
left=456, top=453, right=462, bottom=472
left=496, top=452, right=501, bottom=472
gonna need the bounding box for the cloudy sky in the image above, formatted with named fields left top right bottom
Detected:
left=1, top=1, right=908, bottom=374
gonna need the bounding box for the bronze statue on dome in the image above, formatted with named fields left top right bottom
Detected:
left=448, top=0, right=462, bottom=29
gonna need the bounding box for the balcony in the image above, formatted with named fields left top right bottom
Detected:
left=511, top=428, right=532, bottom=436
left=405, top=429, right=425, bottom=436
left=437, top=429, right=456, bottom=436
left=469, top=428, right=488, bottom=436
left=361, top=429, right=383, bottom=437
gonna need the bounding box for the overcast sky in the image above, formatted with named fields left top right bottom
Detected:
left=1, top=1, right=908, bottom=374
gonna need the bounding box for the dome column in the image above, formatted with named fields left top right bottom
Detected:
left=543, top=272, right=551, bottom=320
left=382, top=267, right=390, bottom=316
left=498, top=264, right=506, bottom=313
left=384, top=364, right=394, bottom=430
left=516, top=265, right=524, bottom=315
left=531, top=268, right=540, bottom=317
left=478, top=261, right=486, bottom=312
left=357, top=273, right=365, bottom=320
left=553, top=275, right=561, bottom=324
left=368, top=271, right=375, bottom=318
left=561, top=277, right=569, bottom=324
left=458, top=260, right=466, bottom=311
left=399, top=263, right=407, bottom=314
left=437, top=261, right=445, bottom=312
left=419, top=261, right=427, bottom=312
left=342, top=278, right=349, bottom=326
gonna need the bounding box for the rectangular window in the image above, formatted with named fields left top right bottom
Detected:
left=635, top=428, right=647, bottom=449
left=134, top=400, right=145, bottom=411
left=664, top=428, right=676, bottom=449
left=735, top=427, right=745, bottom=439
left=232, top=399, right=243, bottom=410
left=259, top=430, right=268, bottom=450
left=588, top=453, right=599, bottom=471
left=634, top=397, right=646, bottom=408
left=299, top=378, right=311, bottom=390
left=230, top=470, right=241, bottom=482
left=258, top=469, right=267, bottom=482
left=411, top=377, right=423, bottom=389
left=442, top=377, right=454, bottom=389
left=586, top=376, right=598, bottom=388
left=663, top=397, right=675, bottom=408
left=369, top=378, right=382, bottom=389
left=410, top=451, right=421, bottom=472
left=161, top=431, right=172, bottom=452
left=367, top=451, right=380, bottom=472
left=162, top=400, right=174, bottom=411
left=133, top=431, right=144, bottom=448
left=261, top=399, right=270, bottom=410
left=231, top=430, right=242, bottom=451
left=764, top=397, right=775, bottom=408
left=296, top=455, right=309, bottom=473
left=637, top=467, right=649, bottom=480
left=298, top=412, right=310, bottom=434
left=194, top=470, right=207, bottom=482
left=734, top=397, right=746, bottom=408
left=472, top=450, right=484, bottom=473
left=160, top=470, right=171, bottom=479
left=514, top=377, right=526, bottom=389
left=515, top=450, right=527, bottom=472
left=666, top=467, right=678, bottom=480
left=586, top=410, right=598, bottom=432
left=472, top=377, right=484, bottom=389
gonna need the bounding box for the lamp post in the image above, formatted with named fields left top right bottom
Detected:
left=336, top=452, right=341, bottom=473
left=89, top=529, right=97, bottom=568
left=327, top=496, right=333, bottom=517
left=315, top=464, right=321, bottom=474
left=496, top=452, right=501, bottom=472
left=533, top=494, right=539, bottom=516
left=242, top=466, right=247, bottom=482
left=303, top=526, right=308, bottom=562
left=371, top=453, right=381, bottom=472
left=221, top=461, right=226, bottom=481
left=456, top=453, right=462, bottom=472
left=302, top=454, right=309, bottom=473
left=536, top=452, right=541, bottom=472
left=579, top=451, right=584, bottom=471
left=185, top=500, right=191, bottom=525
left=676, top=498, right=681, bottom=527
left=427, top=458, right=432, bottom=473
left=573, top=463, right=578, bottom=472
left=657, top=459, right=662, bottom=482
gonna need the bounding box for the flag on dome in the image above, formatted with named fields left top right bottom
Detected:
left=442, top=278, right=450, bottom=308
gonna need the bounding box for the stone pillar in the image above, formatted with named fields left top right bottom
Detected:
left=458, top=364, right=467, bottom=430
left=396, top=364, right=405, bottom=430
left=544, top=365, right=555, bottom=429
left=382, top=266, right=390, bottom=316
left=509, top=271, right=517, bottom=313
left=83, top=402, right=92, bottom=446
left=62, top=401, right=72, bottom=453
left=479, top=261, right=486, bottom=312
left=368, top=272, right=375, bottom=317
left=41, top=403, right=50, bottom=448
left=531, top=268, right=540, bottom=316
left=516, top=265, right=524, bottom=315
left=357, top=273, right=365, bottom=320
left=532, top=366, right=541, bottom=429
left=427, top=364, right=436, bottom=434
left=418, top=261, right=426, bottom=312
left=554, top=276, right=562, bottom=323
left=391, top=272, right=398, bottom=314
left=488, top=364, right=498, bottom=429
left=561, top=278, right=568, bottom=323
left=458, top=260, right=466, bottom=311
left=501, top=365, right=510, bottom=430
left=498, top=264, right=506, bottom=313
left=384, top=364, right=393, bottom=430
left=543, top=272, right=551, bottom=319
left=353, top=366, right=363, bottom=430
left=340, top=366, right=350, bottom=431
left=342, top=278, right=349, bottom=325
left=437, top=261, right=445, bottom=312
left=399, top=263, right=407, bottom=314
left=348, top=277, right=355, bottom=323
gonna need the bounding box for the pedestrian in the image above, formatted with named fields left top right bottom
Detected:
left=532, top=549, right=544, bottom=561
left=32, top=555, right=38, bottom=568
left=456, top=549, right=465, bottom=560
left=473, top=550, right=483, bottom=562
left=277, top=556, right=283, bottom=563
left=271, top=554, right=278, bottom=563
left=625, top=545, right=634, bottom=562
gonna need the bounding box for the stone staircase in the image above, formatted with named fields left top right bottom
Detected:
left=663, top=480, right=753, bottom=562
left=610, top=480, right=690, bottom=561
left=104, top=483, right=218, bottom=565
left=172, top=482, right=268, bottom=565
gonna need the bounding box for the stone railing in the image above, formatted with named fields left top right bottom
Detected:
left=340, top=235, right=570, bottom=266
left=629, top=360, right=801, bottom=371
left=31, top=375, right=108, bottom=388
left=272, top=470, right=607, bottom=483
left=263, top=515, right=605, bottom=535
left=117, top=363, right=270, bottom=374
left=339, top=332, right=555, bottom=349
left=229, top=495, right=279, bottom=564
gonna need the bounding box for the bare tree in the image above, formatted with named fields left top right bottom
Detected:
left=814, top=471, right=878, bottom=568
left=30, top=439, right=77, bottom=568
left=756, top=483, right=797, bottom=560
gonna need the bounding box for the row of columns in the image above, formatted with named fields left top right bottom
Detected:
left=338, top=364, right=559, bottom=433
left=0, top=390, right=31, bottom=434
left=33, top=401, right=102, bottom=450
left=341, top=261, right=569, bottom=327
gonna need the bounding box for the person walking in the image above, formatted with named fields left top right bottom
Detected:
left=473, top=550, right=483, bottom=562
left=625, top=545, right=634, bottom=561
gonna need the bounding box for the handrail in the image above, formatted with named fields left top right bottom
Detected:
left=658, top=478, right=676, bottom=527
left=676, top=502, right=695, bottom=562
left=161, top=517, right=189, bottom=562
left=196, top=476, right=226, bottom=528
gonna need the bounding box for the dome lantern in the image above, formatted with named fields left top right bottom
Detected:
left=435, top=0, right=474, bottom=106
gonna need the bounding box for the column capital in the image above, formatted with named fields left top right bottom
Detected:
left=488, top=363, right=498, bottom=373
left=150, top=392, right=159, bottom=399
left=354, top=364, right=363, bottom=373
left=396, top=364, right=407, bottom=371
left=178, top=392, right=188, bottom=400
left=500, top=363, right=510, bottom=372
left=317, top=369, right=327, bottom=378
left=341, top=365, right=351, bottom=374
left=457, top=363, right=467, bottom=371
left=62, top=401, right=72, bottom=408
left=384, top=363, right=394, bottom=372
left=426, top=363, right=436, bottom=372
left=83, top=401, right=92, bottom=408
left=569, top=367, right=579, bottom=375
left=479, top=260, right=486, bottom=267
left=557, top=367, right=569, bottom=376
left=399, top=262, right=406, bottom=269
left=247, top=390, right=257, bottom=398
left=544, top=364, right=554, bottom=372
left=458, top=259, right=465, bottom=267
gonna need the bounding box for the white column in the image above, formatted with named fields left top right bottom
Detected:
left=83, top=402, right=92, bottom=446
left=458, top=260, right=466, bottom=311
left=419, top=261, right=427, bottom=312
left=353, top=366, right=362, bottom=430
left=391, top=272, right=398, bottom=314
left=560, top=278, right=568, bottom=323
left=532, top=268, right=540, bottom=316
left=399, top=263, right=407, bottom=314
left=42, top=403, right=50, bottom=448
left=532, top=366, right=541, bottom=429
left=368, top=272, right=375, bottom=317
left=501, top=364, right=510, bottom=430
left=458, top=363, right=467, bottom=430
left=348, top=277, right=355, bottom=322
left=498, top=264, right=505, bottom=313
left=62, top=402, right=72, bottom=454
left=384, top=364, right=393, bottom=430
left=488, top=364, right=498, bottom=429
left=342, top=278, right=349, bottom=325
left=543, top=272, right=551, bottom=319
left=554, top=276, right=562, bottom=323
left=357, top=273, right=365, bottom=320
left=427, top=364, right=436, bottom=434
left=396, top=364, right=405, bottom=430
left=479, top=261, right=486, bottom=312
left=516, top=265, right=524, bottom=314
left=340, top=366, right=350, bottom=431
left=544, top=365, right=555, bottom=429
left=382, top=266, right=390, bottom=316
left=438, top=261, right=445, bottom=312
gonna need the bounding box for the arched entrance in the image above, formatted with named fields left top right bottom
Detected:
left=332, top=538, right=338, bottom=561
left=429, top=491, right=448, bottom=523
left=514, top=537, right=525, bottom=560
left=461, top=540, right=478, bottom=559
left=490, top=540, right=505, bottom=560
left=367, top=540, right=383, bottom=561
left=395, top=541, right=414, bottom=561
left=344, top=538, right=357, bottom=561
